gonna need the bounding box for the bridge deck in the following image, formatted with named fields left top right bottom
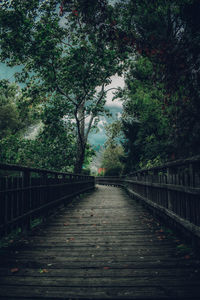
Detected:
left=0, top=185, right=200, bottom=299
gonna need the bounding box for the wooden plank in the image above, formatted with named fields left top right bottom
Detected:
left=0, top=267, right=198, bottom=277
left=1, top=275, right=200, bottom=288
left=0, top=286, right=168, bottom=299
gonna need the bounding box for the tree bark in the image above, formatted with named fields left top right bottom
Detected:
left=74, top=143, right=85, bottom=174
left=74, top=103, right=86, bottom=174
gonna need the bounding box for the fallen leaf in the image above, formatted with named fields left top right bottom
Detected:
left=184, top=255, right=190, bottom=260
left=103, top=267, right=110, bottom=270
left=70, top=237, right=75, bottom=241
left=39, top=269, right=48, bottom=273
left=43, top=269, right=48, bottom=273
left=64, top=223, right=70, bottom=226
left=177, top=244, right=185, bottom=249
left=11, top=268, right=19, bottom=273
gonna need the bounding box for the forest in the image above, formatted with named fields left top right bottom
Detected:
left=0, top=0, right=199, bottom=175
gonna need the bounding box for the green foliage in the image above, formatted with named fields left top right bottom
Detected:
left=102, top=144, right=124, bottom=175
left=0, top=227, right=22, bottom=249
left=0, top=80, right=33, bottom=138
left=113, top=0, right=200, bottom=170
left=120, top=57, right=171, bottom=171
left=83, top=144, right=95, bottom=171
left=104, top=165, right=122, bottom=176
left=101, top=121, right=125, bottom=175
left=0, top=121, right=76, bottom=172
left=139, top=155, right=164, bottom=170
left=0, top=0, right=124, bottom=173
left=0, top=79, right=76, bottom=171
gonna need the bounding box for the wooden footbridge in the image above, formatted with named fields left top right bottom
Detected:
left=0, top=157, right=200, bottom=299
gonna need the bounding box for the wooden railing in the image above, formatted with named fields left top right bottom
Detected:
left=96, top=156, right=200, bottom=244
left=0, top=163, right=95, bottom=237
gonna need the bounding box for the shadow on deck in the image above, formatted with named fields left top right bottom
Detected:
left=0, top=185, right=200, bottom=299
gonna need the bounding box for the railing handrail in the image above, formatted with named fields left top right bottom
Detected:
left=0, top=162, right=93, bottom=178
left=0, top=163, right=95, bottom=237
left=129, top=155, right=200, bottom=176
left=96, top=156, right=200, bottom=179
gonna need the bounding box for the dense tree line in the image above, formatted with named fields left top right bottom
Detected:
left=101, top=0, right=200, bottom=173
left=0, top=0, right=199, bottom=173
left=116, top=0, right=200, bottom=171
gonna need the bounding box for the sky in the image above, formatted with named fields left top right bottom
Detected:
left=0, top=63, right=125, bottom=148
left=88, top=75, right=124, bottom=148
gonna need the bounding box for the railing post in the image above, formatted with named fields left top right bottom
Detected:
left=4, top=176, right=9, bottom=235
left=167, top=167, right=172, bottom=211
left=189, top=163, right=194, bottom=187
left=42, top=172, right=48, bottom=212
left=22, top=169, right=31, bottom=233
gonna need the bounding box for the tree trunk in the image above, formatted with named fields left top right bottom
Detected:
left=74, top=142, right=85, bottom=174
left=74, top=103, right=86, bottom=174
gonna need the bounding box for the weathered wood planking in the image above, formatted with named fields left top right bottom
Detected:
left=96, top=156, right=200, bottom=246
left=0, top=185, right=200, bottom=299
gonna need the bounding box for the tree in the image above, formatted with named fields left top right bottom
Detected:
left=0, top=81, right=76, bottom=172
left=120, top=57, right=171, bottom=171
left=114, top=0, right=200, bottom=158
left=101, top=121, right=125, bottom=175
left=0, top=81, right=21, bottom=139
left=0, top=112, right=77, bottom=172
left=0, top=0, right=123, bottom=173
left=0, top=82, right=76, bottom=171
left=0, top=79, right=34, bottom=139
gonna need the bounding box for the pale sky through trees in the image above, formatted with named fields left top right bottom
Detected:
left=105, top=75, right=124, bottom=108
left=88, top=74, right=124, bottom=148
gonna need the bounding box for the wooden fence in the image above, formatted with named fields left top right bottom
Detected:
left=96, top=156, right=200, bottom=245
left=0, top=163, right=95, bottom=237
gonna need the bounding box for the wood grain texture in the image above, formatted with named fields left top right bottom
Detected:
left=0, top=185, right=200, bottom=299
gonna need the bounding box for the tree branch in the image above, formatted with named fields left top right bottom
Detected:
left=105, top=87, right=119, bottom=93
left=74, top=104, right=85, bottom=152
left=85, top=83, right=106, bottom=142
left=50, top=60, right=77, bottom=105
